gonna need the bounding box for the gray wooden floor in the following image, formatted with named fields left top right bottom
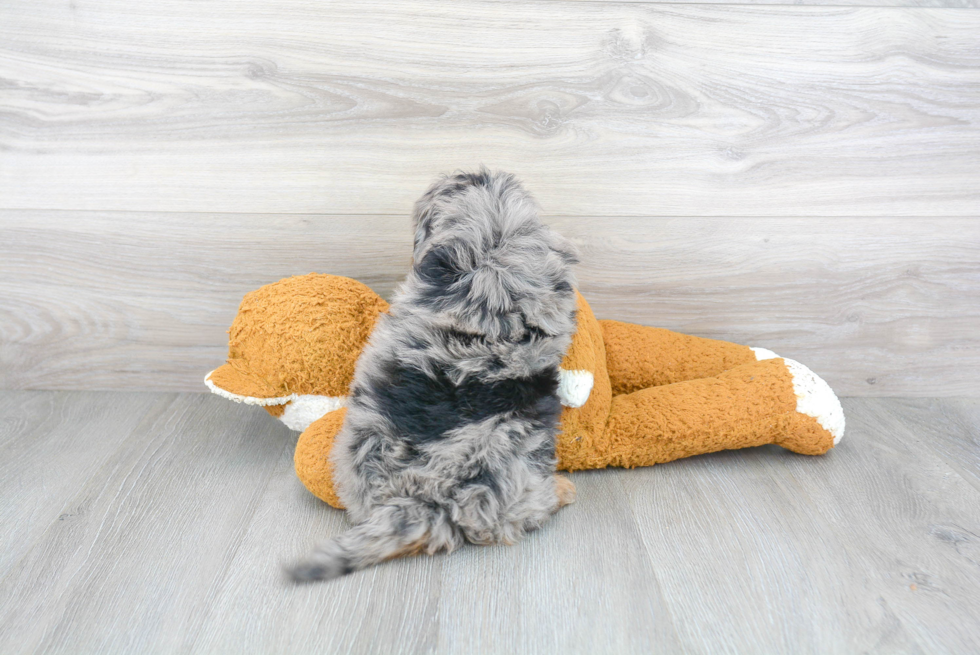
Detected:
left=1, top=391, right=978, bottom=654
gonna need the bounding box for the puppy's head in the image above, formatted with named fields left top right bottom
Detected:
left=408, top=169, right=579, bottom=341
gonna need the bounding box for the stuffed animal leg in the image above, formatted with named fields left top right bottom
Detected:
left=600, top=319, right=766, bottom=393
left=294, top=408, right=347, bottom=509
left=559, top=318, right=845, bottom=468
left=557, top=357, right=844, bottom=472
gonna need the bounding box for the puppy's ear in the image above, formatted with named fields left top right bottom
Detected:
left=512, top=229, right=578, bottom=337
left=545, top=228, right=580, bottom=267
left=415, top=243, right=464, bottom=290
left=411, top=194, right=439, bottom=263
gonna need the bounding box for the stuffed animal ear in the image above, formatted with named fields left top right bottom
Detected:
left=205, top=362, right=288, bottom=405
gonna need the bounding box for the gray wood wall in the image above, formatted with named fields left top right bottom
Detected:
left=2, top=0, right=978, bottom=396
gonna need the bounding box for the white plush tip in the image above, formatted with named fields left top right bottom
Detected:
left=558, top=369, right=594, bottom=408
left=280, top=395, right=347, bottom=432
left=751, top=347, right=779, bottom=361
left=782, top=359, right=846, bottom=445
left=204, top=370, right=294, bottom=406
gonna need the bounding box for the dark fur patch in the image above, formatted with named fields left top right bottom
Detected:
left=463, top=467, right=501, bottom=494
left=416, top=245, right=464, bottom=290
left=370, top=360, right=561, bottom=445
left=526, top=435, right=558, bottom=471
left=449, top=170, right=492, bottom=189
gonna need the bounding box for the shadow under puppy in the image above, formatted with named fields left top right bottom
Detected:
left=288, top=170, right=579, bottom=581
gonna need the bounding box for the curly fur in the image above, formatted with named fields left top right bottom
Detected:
left=287, top=169, right=579, bottom=582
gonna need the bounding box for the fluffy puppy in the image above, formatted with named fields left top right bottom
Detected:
left=287, top=169, right=579, bottom=582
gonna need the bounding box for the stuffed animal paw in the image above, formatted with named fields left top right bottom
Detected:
left=206, top=274, right=844, bottom=509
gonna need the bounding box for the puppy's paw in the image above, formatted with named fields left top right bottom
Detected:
left=555, top=475, right=576, bottom=508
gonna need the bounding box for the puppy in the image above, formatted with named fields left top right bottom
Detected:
left=287, top=169, right=579, bottom=582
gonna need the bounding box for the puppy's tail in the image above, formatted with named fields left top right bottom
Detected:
left=286, top=501, right=440, bottom=583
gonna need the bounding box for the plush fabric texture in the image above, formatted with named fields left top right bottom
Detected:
left=600, top=319, right=757, bottom=395
left=599, top=358, right=833, bottom=468
left=553, top=293, right=613, bottom=471
left=295, top=408, right=347, bottom=508
left=553, top=296, right=837, bottom=472
left=206, top=274, right=844, bottom=510
left=207, top=274, right=388, bottom=401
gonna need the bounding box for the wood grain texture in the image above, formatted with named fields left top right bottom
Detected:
left=0, top=393, right=293, bottom=654
left=1, top=1, right=978, bottom=216
left=193, top=440, right=684, bottom=653
left=618, top=396, right=980, bottom=653
left=0, top=390, right=163, bottom=574
left=559, top=215, right=980, bottom=397
left=191, top=445, right=446, bottom=655
left=933, top=398, right=980, bottom=489
left=3, top=392, right=980, bottom=653
left=428, top=470, right=681, bottom=654
left=563, top=0, right=980, bottom=6
left=0, top=210, right=413, bottom=392
left=870, top=397, right=980, bottom=493
left=2, top=210, right=977, bottom=396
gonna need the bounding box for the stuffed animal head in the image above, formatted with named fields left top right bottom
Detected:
left=204, top=273, right=388, bottom=430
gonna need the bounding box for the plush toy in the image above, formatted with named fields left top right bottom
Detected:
left=206, top=273, right=844, bottom=508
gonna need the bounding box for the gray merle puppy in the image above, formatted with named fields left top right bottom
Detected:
left=287, top=169, right=579, bottom=582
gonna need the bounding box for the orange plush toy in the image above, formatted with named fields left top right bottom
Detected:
left=206, top=273, right=845, bottom=509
